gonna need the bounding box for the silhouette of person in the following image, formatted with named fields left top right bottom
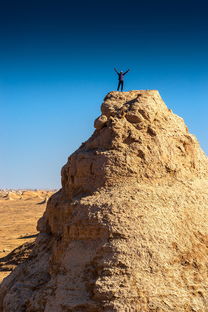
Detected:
left=114, top=68, right=130, bottom=91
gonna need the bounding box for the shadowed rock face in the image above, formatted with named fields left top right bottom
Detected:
left=1, top=90, right=208, bottom=312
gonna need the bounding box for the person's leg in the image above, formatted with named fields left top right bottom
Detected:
left=121, top=81, right=124, bottom=91
left=117, top=81, right=121, bottom=91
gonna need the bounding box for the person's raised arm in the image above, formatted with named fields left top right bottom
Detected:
left=124, top=69, right=130, bottom=75
left=114, top=67, right=119, bottom=74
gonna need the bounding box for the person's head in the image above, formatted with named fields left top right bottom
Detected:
left=120, top=71, right=123, bottom=74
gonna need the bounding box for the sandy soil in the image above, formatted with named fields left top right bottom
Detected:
left=0, top=192, right=54, bottom=282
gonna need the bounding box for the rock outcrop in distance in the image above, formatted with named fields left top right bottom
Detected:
left=1, top=90, right=208, bottom=312
left=0, top=190, right=55, bottom=201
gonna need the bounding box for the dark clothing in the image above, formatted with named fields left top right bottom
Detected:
left=114, top=69, right=129, bottom=81
left=117, top=80, right=124, bottom=91
left=114, top=68, right=129, bottom=91
left=118, top=72, right=125, bottom=81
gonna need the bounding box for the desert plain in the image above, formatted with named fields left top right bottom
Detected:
left=0, top=190, right=55, bottom=282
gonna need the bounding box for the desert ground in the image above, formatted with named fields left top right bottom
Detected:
left=0, top=190, right=55, bottom=282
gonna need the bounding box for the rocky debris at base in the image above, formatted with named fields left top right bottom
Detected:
left=1, top=90, right=208, bottom=312
left=0, top=242, right=34, bottom=273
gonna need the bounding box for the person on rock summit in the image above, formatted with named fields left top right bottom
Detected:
left=114, top=67, right=130, bottom=91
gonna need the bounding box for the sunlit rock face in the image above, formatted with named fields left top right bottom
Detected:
left=1, top=90, right=208, bottom=312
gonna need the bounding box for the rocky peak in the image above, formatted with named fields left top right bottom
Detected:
left=1, top=91, right=208, bottom=312
left=61, top=90, right=208, bottom=200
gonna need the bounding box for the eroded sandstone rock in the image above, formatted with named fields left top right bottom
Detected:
left=94, top=115, right=108, bottom=130
left=1, top=90, right=208, bottom=312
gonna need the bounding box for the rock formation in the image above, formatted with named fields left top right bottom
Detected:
left=1, top=90, right=208, bottom=312
left=0, top=190, right=55, bottom=201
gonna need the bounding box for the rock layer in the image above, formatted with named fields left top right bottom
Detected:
left=1, top=90, right=208, bottom=312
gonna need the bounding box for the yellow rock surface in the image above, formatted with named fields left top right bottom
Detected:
left=1, top=91, right=208, bottom=312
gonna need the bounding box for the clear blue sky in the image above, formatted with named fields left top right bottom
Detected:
left=0, top=0, right=208, bottom=189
